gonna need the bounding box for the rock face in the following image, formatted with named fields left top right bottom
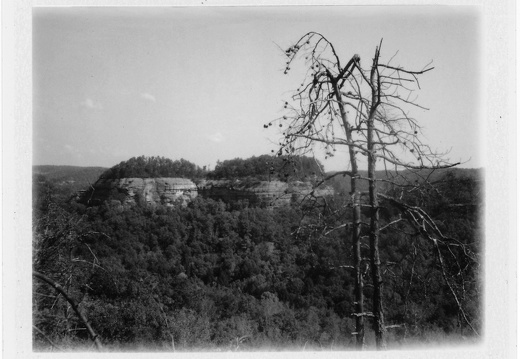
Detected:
left=81, top=178, right=198, bottom=207
left=80, top=177, right=334, bottom=208
left=198, top=179, right=334, bottom=207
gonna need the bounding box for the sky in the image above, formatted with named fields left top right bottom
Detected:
left=33, top=6, right=482, bottom=171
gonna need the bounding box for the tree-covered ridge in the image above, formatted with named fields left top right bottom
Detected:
left=208, top=154, right=324, bottom=182
left=97, top=155, right=323, bottom=182
left=99, top=156, right=206, bottom=180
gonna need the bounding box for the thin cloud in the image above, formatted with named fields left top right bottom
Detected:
left=80, top=98, right=103, bottom=110
left=140, top=93, right=156, bottom=102
left=207, top=132, right=225, bottom=143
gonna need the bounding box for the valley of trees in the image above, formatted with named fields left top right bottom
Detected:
left=32, top=157, right=482, bottom=351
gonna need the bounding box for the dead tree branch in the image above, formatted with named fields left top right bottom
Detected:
left=33, top=271, right=103, bottom=351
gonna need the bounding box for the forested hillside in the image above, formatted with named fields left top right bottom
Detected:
left=33, top=165, right=107, bottom=195
left=33, top=165, right=107, bottom=208
left=33, top=159, right=482, bottom=351
left=33, top=165, right=107, bottom=183
left=208, top=154, right=324, bottom=182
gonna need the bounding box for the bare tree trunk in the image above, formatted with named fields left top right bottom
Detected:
left=332, top=79, right=365, bottom=349
left=351, top=186, right=364, bottom=348
left=33, top=271, right=103, bottom=351
left=368, top=136, right=386, bottom=349
left=367, top=45, right=386, bottom=350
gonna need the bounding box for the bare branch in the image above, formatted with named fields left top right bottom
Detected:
left=33, top=271, right=103, bottom=351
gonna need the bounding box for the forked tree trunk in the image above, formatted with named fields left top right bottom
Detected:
left=368, top=46, right=386, bottom=350
left=282, top=32, right=450, bottom=351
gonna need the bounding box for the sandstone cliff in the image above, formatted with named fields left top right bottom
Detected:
left=198, top=179, right=333, bottom=207
left=80, top=177, right=333, bottom=208
left=81, top=177, right=197, bottom=207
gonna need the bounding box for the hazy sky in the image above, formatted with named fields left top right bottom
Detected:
left=33, top=6, right=482, bottom=171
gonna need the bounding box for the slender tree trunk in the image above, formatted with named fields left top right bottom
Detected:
left=332, top=79, right=365, bottom=349
left=368, top=46, right=386, bottom=350
left=351, top=184, right=364, bottom=348
left=367, top=128, right=386, bottom=349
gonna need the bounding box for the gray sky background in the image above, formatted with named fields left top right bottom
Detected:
left=33, top=6, right=482, bottom=171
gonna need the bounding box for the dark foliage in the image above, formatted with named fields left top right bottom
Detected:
left=33, top=166, right=482, bottom=350
left=99, top=156, right=206, bottom=180
left=208, top=154, right=324, bottom=182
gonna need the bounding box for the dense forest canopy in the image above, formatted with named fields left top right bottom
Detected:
left=208, top=154, right=324, bottom=182
left=33, top=162, right=482, bottom=351
left=99, top=156, right=206, bottom=180
left=97, top=154, right=324, bottom=183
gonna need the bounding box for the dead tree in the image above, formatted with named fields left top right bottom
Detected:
left=269, top=32, right=472, bottom=349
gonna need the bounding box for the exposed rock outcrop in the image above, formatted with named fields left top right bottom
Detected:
left=198, top=179, right=333, bottom=207
left=80, top=178, right=198, bottom=207
left=80, top=177, right=333, bottom=208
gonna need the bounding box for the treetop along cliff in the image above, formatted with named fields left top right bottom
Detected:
left=208, top=154, right=324, bottom=182
left=98, top=154, right=323, bottom=182
left=99, top=156, right=207, bottom=180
